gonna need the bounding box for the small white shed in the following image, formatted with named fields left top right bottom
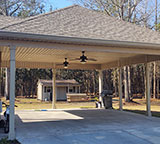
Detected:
left=37, top=79, right=81, bottom=101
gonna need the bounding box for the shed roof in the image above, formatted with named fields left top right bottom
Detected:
left=38, top=79, right=80, bottom=86
left=1, top=5, right=160, bottom=45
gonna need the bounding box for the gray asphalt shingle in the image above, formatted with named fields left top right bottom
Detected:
left=0, top=15, right=22, bottom=28
left=1, top=5, right=160, bottom=44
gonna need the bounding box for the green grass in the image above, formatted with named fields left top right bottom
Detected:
left=1, top=97, right=96, bottom=110
left=113, top=98, right=160, bottom=118
left=0, top=138, right=20, bottom=144
left=2, top=97, right=160, bottom=118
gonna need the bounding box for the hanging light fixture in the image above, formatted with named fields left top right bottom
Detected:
left=63, top=58, right=69, bottom=69
left=80, top=58, right=87, bottom=64
left=70, top=51, right=97, bottom=64
left=80, top=51, right=87, bottom=64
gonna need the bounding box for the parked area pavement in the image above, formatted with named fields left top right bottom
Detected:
left=14, top=109, right=160, bottom=144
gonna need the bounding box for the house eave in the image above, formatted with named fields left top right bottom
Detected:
left=1, top=30, right=160, bottom=49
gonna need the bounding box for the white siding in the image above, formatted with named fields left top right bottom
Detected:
left=37, top=83, right=42, bottom=100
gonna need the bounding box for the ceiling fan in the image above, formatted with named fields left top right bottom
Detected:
left=57, top=58, right=69, bottom=69
left=71, top=51, right=97, bottom=64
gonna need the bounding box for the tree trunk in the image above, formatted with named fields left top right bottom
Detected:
left=124, top=66, right=130, bottom=102
left=5, top=68, right=10, bottom=100
left=155, top=0, right=158, bottom=31
left=157, top=78, right=159, bottom=98
left=128, top=0, right=131, bottom=22
left=113, top=68, right=118, bottom=97
left=128, top=66, right=131, bottom=98
left=144, top=64, right=147, bottom=98
left=153, top=62, right=156, bottom=98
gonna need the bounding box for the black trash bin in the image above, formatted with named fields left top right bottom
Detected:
left=101, top=90, right=113, bottom=109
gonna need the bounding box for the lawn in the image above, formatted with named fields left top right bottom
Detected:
left=1, top=97, right=160, bottom=117
left=113, top=98, right=160, bottom=117
left=1, top=97, right=96, bottom=110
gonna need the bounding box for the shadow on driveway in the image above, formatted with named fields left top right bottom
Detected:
left=15, top=109, right=160, bottom=144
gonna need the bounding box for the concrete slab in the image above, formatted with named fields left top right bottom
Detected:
left=15, top=109, right=160, bottom=144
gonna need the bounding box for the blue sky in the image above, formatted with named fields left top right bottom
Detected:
left=45, top=0, right=75, bottom=11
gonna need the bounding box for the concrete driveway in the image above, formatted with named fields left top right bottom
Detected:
left=15, top=109, right=160, bottom=144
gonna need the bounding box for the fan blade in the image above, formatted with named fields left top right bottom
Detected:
left=87, top=58, right=97, bottom=61
left=70, top=58, right=81, bottom=61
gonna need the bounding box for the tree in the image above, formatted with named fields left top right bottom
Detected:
left=0, top=0, right=47, bottom=98
left=73, top=0, right=155, bottom=26
left=0, top=0, right=45, bottom=17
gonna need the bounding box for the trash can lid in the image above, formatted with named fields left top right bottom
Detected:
left=101, top=90, right=113, bottom=96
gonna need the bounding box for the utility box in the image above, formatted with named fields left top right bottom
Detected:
left=101, top=90, right=113, bottom=109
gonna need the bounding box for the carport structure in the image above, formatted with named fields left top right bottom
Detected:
left=0, top=5, right=160, bottom=140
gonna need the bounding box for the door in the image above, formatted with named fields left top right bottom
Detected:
left=57, top=87, right=67, bottom=100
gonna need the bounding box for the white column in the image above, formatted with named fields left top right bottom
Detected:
left=145, top=63, right=152, bottom=117
left=118, top=68, right=123, bottom=111
left=99, top=70, right=104, bottom=107
left=52, top=69, right=56, bottom=109
left=9, top=45, right=16, bottom=140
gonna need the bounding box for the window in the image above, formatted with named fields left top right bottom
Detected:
left=47, top=88, right=51, bottom=93
left=44, top=86, right=52, bottom=93
left=44, top=86, right=47, bottom=93
left=77, top=87, right=79, bottom=93
left=69, top=88, right=73, bottom=93
left=73, top=86, right=75, bottom=93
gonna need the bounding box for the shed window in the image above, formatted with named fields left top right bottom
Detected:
left=44, top=86, right=47, bottom=93
left=73, top=86, right=75, bottom=93
left=69, top=89, right=73, bottom=93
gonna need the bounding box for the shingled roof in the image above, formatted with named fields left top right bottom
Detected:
left=38, top=79, right=80, bottom=86
left=0, top=15, right=22, bottom=28
left=1, top=5, right=160, bottom=44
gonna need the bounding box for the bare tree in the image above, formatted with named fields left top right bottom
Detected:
left=0, top=0, right=46, bottom=17
left=73, top=0, right=155, bottom=25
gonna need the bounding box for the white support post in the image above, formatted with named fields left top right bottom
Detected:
left=52, top=69, right=56, bottom=109
left=9, top=45, right=16, bottom=140
left=145, top=63, right=152, bottom=117
left=118, top=68, right=123, bottom=111
left=99, top=70, right=104, bottom=107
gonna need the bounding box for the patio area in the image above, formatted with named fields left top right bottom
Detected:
left=15, top=109, right=160, bottom=144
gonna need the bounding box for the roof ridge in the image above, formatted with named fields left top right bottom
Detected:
left=1, top=5, right=79, bottom=30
